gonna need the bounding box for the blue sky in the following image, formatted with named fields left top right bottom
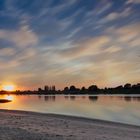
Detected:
left=0, top=0, right=140, bottom=90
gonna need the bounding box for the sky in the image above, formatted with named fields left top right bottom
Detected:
left=0, top=0, right=140, bottom=90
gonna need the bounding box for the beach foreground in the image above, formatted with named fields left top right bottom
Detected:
left=0, top=110, right=140, bottom=140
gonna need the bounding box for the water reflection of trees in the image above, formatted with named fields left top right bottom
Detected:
left=38, top=95, right=42, bottom=99
left=132, top=96, right=140, bottom=101
left=64, top=96, right=69, bottom=99
left=107, top=96, right=140, bottom=102
left=37, top=95, right=140, bottom=102
left=64, top=96, right=76, bottom=100
left=124, top=96, right=132, bottom=102
left=38, top=96, right=56, bottom=101
left=124, top=96, right=140, bottom=102
left=70, top=96, right=76, bottom=100
left=88, top=96, right=98, bottom=102
left=44, top=96, right=55, bottom=101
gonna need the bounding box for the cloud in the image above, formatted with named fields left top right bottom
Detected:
left=53, top=22, right=140, bottom=67
left=105, top=23, right=140, bottom=47
left=93, top=0, right=112, bottom=15
left=0, top=59, right=19, bottom=70
left=58, top=36, right=110, bottom=60
left=104, top=46, right=122, bottom=53
left=126, top=0, right=140, bottom=4
left=101, top=7, right=132, bottom=23
left=0, top=48, right=16, bottom=56
left=116, top=24, right=140, bottom=42
left=0, top=25, right=38, bottom=48
left=11, top=25, right=38, bottom=47
left=104, top=12, right=119, bottom=21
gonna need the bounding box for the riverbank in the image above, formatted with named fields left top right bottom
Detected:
left=0, top=109, right=140, bottom=140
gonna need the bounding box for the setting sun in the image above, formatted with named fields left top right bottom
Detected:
left=2, top=85, right=15, bottom=91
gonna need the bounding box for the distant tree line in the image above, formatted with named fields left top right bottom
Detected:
left=63, top=83, right=140, bottom=94
left=0, top=83, right=140, bottom=95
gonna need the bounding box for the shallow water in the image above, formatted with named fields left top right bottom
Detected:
left=0, top=94, right=140, bottom=126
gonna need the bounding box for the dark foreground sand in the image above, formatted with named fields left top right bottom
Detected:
left=0, top=110, right=140, bottom=140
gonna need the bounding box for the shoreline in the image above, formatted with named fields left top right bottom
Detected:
left=0, top=109, right=140, bottom=140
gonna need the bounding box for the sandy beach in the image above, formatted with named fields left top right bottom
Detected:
left=0, top=110, right=140, bottom=140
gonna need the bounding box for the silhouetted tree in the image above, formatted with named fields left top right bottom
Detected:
left=124, top=83, right=131, bottom=89
left=132, top=83, right=140, bottom=88
left=64, top=87, right=69, bottom=91
left=88, top=85, right=98, bottom=92
left=49, top=86, right=52, bottom=91
left=81, top=86, right=86, bottom=91
left=38, top=88, right=42, bottom=91
left=115, top=85, right=123, bottom=89
left=69, top=85, right=76, bottom=91
left=137, top=83, right=140, bottom=87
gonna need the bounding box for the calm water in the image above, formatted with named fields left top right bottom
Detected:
left=0, top=95, right=140, bottom=126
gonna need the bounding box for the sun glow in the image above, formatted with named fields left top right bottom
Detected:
left=2, top=85, right=15, bottom=91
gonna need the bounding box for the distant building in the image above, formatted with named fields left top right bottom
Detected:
left=52, top=85, right=56, bottom=91
left=44, top=85, right=49, bottom=91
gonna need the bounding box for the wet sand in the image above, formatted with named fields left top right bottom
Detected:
left=0, top=109, right=140, bottom=140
